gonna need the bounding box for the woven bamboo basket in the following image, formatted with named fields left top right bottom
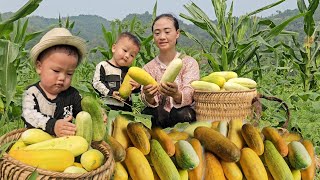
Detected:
left=0, top=128, right=115, bottom=180
left=193, top=89, right=258, bottom=122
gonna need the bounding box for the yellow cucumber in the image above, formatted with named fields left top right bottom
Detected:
left=126, top=122, right=150, bottom=155
left=221, top=161, right=243, bottom=180
left=223, top=81, right=250, bottom=91
left=191, top=80, right=220, bottom=92
left=112, top=114, right=131, bottom=149
left=209, top=71, right=238, bottom=81
left=228, top=77, right=257, bottom=88
left=241, top=123, right=264, bottom=155
left=24, top=136, right=88, bottom=156
left=128, top=67, right=157, bottom=85
left=179, top=169, right=188, bottom=180
left=227, top=119, right=245, bottom=149
left=240, top=147, right=268, bottom=180
left=8, top=139, right=27, bottom=153
left=63, top=166, right=87, bottom=173
left=200, top=75, right=226, bottom=87
left=104, top=134, right=126, bottom=162
left=113, top=162, right=128, bottom=180
left=9, top=149, right=74, bottom=172
left=119, top=74, right=133, bottom=99
left=20, top=128, right=53, bottom=144
left=183, top=121, right=212, bottom=137
left=125, top=147, right=154, bottom=180
left=150, top=139, right=180, bottom=180
left=80, top=149, right=104, bottom=171
left=264, top=140, right=294, bottom=180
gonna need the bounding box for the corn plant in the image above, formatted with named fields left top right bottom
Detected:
left=280, top=0, right=320, bottom=91
left=0, top=0, right=42, bottom=124
left=179, top=0, right=305, bottom=79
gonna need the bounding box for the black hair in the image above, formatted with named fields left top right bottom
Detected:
left=37, top=45, right=81, bottom=65
left=151, top=13, right=180, bottom=32
left=117, top=32, right=141, bottom=50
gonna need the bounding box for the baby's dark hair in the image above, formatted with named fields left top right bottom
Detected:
left=117, top=32, right=141, bottom=50
left=37, top=45, right=81, bottom=65
left=151, top=13, right=180, bottom=32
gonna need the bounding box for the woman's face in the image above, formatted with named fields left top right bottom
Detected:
left=152, top=17, right=180, bottom=52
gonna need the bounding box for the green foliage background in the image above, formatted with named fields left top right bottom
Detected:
left=0, top=0, right=319, bottom=178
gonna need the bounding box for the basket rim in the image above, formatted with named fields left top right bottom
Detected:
left=194, top=88, right=257, bottom=94
left=0, top=128, right=115, bottom=178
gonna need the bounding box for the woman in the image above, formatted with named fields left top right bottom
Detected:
left=141, top=14, right=200, bottom=128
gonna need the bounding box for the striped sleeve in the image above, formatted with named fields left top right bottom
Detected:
left=22, top=86, right=57, bottom=134
left=92, top=62, right=111, bottom=96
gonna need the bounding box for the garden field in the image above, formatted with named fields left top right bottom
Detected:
left=0, top=0, right=319, bottom=179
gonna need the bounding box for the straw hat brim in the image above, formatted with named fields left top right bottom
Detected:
left=30, top=36, right=87, bottom=65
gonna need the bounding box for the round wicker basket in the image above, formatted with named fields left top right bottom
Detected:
left=193, top=89, right=258, bottom=121
left=0, top=128, right=115, bottom=180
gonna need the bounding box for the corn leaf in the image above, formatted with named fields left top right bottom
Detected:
left=152, top=1, right=157, bottom=21
left=0, top=0, right=42, bottom=34
left=180, top=30, right=206, bottom=52
left=0, top=40, right=19, bottom=114
left=303, top=0, right=319, bottom=36
left=264, top=13, right=305, bottom=41
left=0, top=141, right=14, bottom=158
left=202, top=53, right=220, bottom=71
left=297, top=0, right=308, bottom=12
left=246, top=0, right=285, bottom=17
left=129, top=16, right=136, bottom=32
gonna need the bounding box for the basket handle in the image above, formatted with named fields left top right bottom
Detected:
left=252, top=93, right=290, bottom=129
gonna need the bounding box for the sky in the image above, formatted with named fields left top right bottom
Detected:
left=0, top=0, right=297, bottom=22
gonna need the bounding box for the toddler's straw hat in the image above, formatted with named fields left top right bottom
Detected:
left=30, top=27, right=87, bottom=64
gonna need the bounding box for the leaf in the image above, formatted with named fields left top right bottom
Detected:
left=106, top=110, right=119, bottom=135
left=0, top=0, right=43, bottom=34
left=246, top=0, right=285, bottom=17
left=202, top=53, right=220, bottom=71
left=27, top=169, right=39, bottom=180
left=152, top=1, right=157, bottom=21
left=180, top=30, right=206, bottom=52
left=303, top=0, right=319, bottom=36
left=297, top=0, right=307, bottom=13
left=0, top=141, right=14, bottom=158
left=129, top=16, right=136, bottom=32
left=264, top=12, right=305, bottom=41
left=120, top=111, right=152, bottom=129
left=0, top=40, right=19, bottom=114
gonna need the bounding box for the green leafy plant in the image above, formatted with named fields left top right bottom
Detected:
left=280, top=0, right=320, bottom=91
left=179, top=0, right=304, bottom=79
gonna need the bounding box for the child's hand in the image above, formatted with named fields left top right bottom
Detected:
left=130, top=79, right=141, bottom=90
left=54, top=116, right=76, bottom=137
left=112, top=91, right=124, bottom=101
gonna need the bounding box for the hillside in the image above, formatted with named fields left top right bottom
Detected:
left=2, top=7, right=319, bottom=53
